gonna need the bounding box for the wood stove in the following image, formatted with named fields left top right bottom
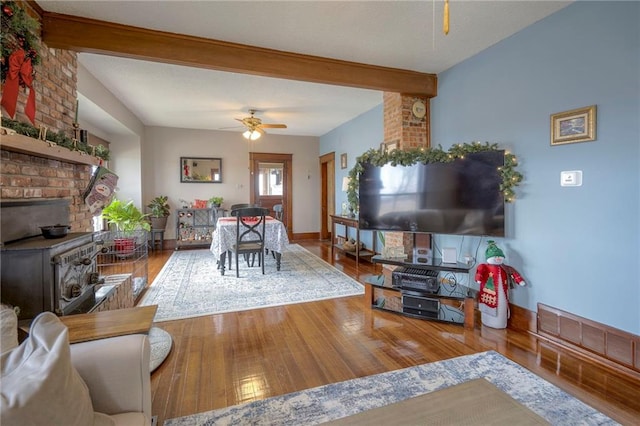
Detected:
left=0, top=200, right=104, bottom=319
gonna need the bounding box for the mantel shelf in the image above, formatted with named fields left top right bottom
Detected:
left=0, top=130, right=100, bottom=166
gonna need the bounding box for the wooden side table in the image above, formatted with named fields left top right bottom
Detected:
left=330, top=214, right=376, bottom=264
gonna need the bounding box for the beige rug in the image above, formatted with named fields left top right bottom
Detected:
left=323, top=378, right=548, bottom=425
left=139, top=244, right=364, bottom=321
left=164, top=351, right=614, bottom=425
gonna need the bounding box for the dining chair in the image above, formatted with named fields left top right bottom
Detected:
left=267, top=203, right=284, bottom=258
left=230, top=203, right=251, bottom=210
left=228, top=207, right=269, bottom=277
left=273, top=204, right=283, bottom=221
left=230, top=203, right=261, bottom=217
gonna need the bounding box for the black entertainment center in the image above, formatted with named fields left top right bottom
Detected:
left=365, top=253, right=477, bottom=328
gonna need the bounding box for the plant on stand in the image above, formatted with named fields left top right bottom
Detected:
left=147, top=195, right=170, bottom=230
left=101, top=199, right=151, bottom=256
left=208, top=196, right=223, bottom=208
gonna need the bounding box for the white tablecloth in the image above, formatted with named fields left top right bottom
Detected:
left=209, top=216, right=289, bottom=259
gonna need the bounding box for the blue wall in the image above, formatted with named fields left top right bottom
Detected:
left=432, top=1, right=639, bottom=334
left=322, top=104, right=383, bottom=211
left=321, top=2, right=639, bottom=334
left=321, top=105, right=383, bottom=247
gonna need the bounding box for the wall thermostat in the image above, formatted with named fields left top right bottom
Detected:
left=561, top=170, right=583, bottom=187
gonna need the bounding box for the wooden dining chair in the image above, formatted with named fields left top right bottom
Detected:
left=229, top=207, right=269, bottom=277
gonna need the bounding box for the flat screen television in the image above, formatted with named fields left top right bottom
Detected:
left=358, top=150, right=505, bottom=237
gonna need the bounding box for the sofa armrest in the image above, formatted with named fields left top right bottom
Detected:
left=70, top=334, right=152, bottom=421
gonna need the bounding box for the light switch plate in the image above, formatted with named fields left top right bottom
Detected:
left=561, top=170, right=583, bottom=187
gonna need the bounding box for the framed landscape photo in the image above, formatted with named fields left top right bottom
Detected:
left=550, top=105, right=597, bottom=146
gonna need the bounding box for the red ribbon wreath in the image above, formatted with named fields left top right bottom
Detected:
left=1, top=48, right=36, bottom=124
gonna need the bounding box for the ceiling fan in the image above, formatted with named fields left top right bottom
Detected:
left=235, top=109, right=287, bottom=140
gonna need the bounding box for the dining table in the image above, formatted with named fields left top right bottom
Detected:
left=209, top=215, right=289, bottom=275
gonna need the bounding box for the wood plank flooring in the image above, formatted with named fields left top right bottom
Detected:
left=144, top=241, right=640, bottom=425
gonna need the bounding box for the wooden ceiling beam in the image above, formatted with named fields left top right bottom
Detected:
left=41, top=12, right=437, bottom=97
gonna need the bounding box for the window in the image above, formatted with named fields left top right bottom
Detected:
left=258, top=163, right=283, bottom=196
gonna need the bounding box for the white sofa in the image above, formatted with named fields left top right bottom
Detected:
left=1, top=308, right=152, bottom=426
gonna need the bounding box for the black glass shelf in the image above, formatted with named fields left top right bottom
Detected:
left=371, top=255, right=471, bottom=273
left=365, top=274, right=476, bottom=300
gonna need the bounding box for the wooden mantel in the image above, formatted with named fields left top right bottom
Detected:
left=1, top=131, right=100, bottom=166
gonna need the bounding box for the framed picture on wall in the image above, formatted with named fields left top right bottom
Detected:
left=180, top=157, right=223, bottom=183
left=340, top=153, right=348, bottom=169
left=550, top=105, right=597, bottom=146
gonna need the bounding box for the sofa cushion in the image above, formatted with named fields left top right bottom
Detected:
left=0, top=312, right=115, bottom=426
left=0, top=304, right=19, bottom=354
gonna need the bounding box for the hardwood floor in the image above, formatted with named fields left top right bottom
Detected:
left=144, top=241, right=640, bottom=425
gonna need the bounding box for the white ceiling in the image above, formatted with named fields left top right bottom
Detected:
left=38, top=1, right=572, bottom=138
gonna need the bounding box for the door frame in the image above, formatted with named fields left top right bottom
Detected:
left=319, top=152, right=335, bottom=240
left=249, top=152, right=293, bottom=238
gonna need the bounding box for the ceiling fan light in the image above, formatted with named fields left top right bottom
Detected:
left=243, top=129, right=262, bottom=140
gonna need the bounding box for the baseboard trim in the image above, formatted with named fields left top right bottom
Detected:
left=535, top=303, right=640, bottom=380
left=291, top=232, right=320, bottom=240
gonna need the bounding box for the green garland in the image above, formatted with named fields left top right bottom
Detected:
left=1, top=0, right=41, bottom=83
left=346, top=141, right=523, bottom=212
left=1, top=117, right=110, bottom=161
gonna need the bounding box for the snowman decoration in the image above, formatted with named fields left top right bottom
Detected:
left=475, top=240, right=525, bottom=329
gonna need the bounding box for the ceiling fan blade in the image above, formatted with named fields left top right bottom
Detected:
left=260, top=124, right=287, bottom=129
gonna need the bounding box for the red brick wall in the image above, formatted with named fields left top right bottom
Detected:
left=1, top=3, right=92, bottom=232
left=383, top=92, right=402, bottom=145
left=382, top=92, right=430, bottom=149
left=36, top=47, right=78, bottom=133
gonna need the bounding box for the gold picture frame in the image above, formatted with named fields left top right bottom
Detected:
left=340, top=153, right=348, bottom=169
left=550, top=105, right=596, bottom=146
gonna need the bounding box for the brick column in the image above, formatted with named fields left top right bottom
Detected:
left=382, top=92, right=430, bottom=150
left=382, top=92, right=432, bottom=252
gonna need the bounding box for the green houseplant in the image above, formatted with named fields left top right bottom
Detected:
left=102, top=199, right=151, bottom=255
left=147, top=195, right=170, bottom=230
left=208, top=196, right=223, bottom=207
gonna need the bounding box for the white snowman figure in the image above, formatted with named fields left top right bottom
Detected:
left=475, top=240, right=525, bottom=329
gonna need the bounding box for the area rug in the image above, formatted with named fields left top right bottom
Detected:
left=164, top=351, right=616, bottom=425
left=149, top=326, right=172, bottom=373
left=139, top=244, right=364, bottom=322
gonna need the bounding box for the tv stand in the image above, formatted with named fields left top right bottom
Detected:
left=365, top=255, right=477, bottom=329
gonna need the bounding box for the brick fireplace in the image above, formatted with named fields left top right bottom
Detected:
left=1, top=1, right=94, bottom=232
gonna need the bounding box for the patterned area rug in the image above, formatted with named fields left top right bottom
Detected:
left=139, top=244, right=364, bottom=322
left=164, top=351, right=616, bottom=425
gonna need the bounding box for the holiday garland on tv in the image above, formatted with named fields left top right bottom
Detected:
left=346, top=142, right=523, bottom=213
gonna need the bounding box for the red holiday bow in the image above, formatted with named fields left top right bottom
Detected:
left=1, top=48, right=36, bottom=124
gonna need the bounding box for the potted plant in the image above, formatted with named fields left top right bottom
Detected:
left=147, top=195, right=170, bottom=230
left=102, top=199, right=151, bottom=256
left=209, top=196, right=223, bottom=208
